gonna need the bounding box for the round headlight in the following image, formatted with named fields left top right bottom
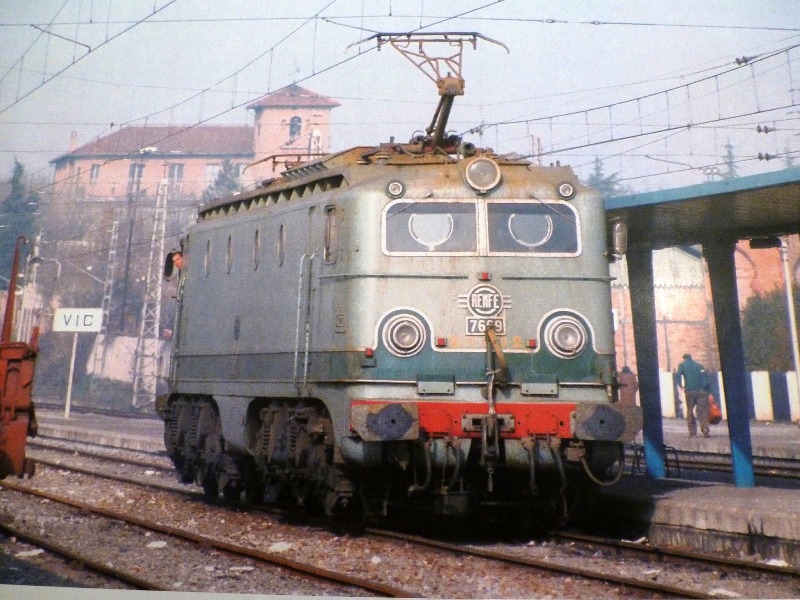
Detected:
left=465, top=157, right=501, bottom=193
left=382, top=313, right=427, bottom=357
left=557, top=182, right=575, bottom=199
left=386, top=180, right=405, bottom=198
left=544, top=315, right=587, bottom=359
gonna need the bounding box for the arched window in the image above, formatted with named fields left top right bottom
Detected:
left=289, top=116, right=302, bottom=139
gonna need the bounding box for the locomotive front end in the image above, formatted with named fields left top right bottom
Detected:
left=339, top=153, right=642, bottom=517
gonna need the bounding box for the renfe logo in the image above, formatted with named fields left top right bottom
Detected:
left=53, top=308, right=104, bottom=332
left=458, top=284, right=512, bottom=336
left=467, top=284, right=504, bottom=317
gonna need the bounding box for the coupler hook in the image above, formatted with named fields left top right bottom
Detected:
left=481, top=324, right=507, bottom=492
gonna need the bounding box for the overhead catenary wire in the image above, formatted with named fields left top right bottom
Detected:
left=4, top=13, right=799, bottom=33
left=4, top=2, right=799, bottom=202
left=15, top=0, right=507, bottom=199
left=0, top=0, right=181, bottom=117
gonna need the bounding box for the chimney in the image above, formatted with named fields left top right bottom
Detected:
left=69, top=131, right=78, bottom=152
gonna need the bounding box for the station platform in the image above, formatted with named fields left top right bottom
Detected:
left=34, top=407, right=165, bottom=453
left=602, top=418, right=800, bottom=567
left=30, top=407, right=800, bottom=567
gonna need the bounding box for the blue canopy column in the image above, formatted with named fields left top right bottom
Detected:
left=626, top=248, right=666, bottom=478
left=703, top=239, right=755, bottom=487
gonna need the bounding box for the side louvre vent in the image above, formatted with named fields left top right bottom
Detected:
left=199, top=175, right=345, bottom=221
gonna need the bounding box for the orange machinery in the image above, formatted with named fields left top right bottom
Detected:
left=0, top=235, right=38, bottom=478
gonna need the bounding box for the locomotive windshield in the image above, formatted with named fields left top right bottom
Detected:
left=385, top=201, right=478, bottom=253
left=487, top=201, right=578, bottom=255
left=383, top=199, right=580, bottom=256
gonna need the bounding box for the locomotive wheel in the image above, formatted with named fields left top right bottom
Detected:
left=201, top=466, right=219, bottom=497
left=261, top=477, right=284, bottom=505
left=238, top=458, right=263, bottom=505
left=223, top=482, right=242, bottom=502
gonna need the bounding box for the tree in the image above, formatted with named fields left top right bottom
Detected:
left=584, top=156, right=624, bottom=198
left=741, top=285, right=800, bottom=371
left=0, top=160, right=38, bottom=276
left=721, top=140, right=738, bottom=180
left=783, top=143, right=796, bottom=169
left=201, top=159, right=242, bottom=204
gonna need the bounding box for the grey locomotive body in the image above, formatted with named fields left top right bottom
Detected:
left=160, top=142, right=642, bottom=518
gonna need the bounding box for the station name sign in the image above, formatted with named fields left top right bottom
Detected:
left=53, top=308, right=103, bottom=333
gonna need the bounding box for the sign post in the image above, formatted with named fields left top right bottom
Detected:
left=53, top=308, right=103, bottom=418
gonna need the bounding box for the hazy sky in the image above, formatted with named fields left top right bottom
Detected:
left=1, top=1, right=799, bottom=194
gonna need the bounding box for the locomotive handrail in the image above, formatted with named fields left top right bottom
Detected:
left=293, top=253, right=316, bottom=395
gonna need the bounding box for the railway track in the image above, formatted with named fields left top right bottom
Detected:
left=627, top=444, right=800, bottom=481
left=549, top=529, right=800, bottom=578
left=366, top=527, right=800, bottom=600
left=9, top=443, right=798, bottom=598
left=0, top=477, right=408, bottom=596
left=0, top=511, right=163, bottom=591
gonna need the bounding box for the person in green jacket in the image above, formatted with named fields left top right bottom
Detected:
left=676, top=353, right=710, bottom=437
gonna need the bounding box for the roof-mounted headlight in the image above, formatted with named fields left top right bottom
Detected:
left=557, top=182, right=575, bottom=199
left=464, top=157, right=501, bottom=193
left=386, top=180, right=405, bottom=198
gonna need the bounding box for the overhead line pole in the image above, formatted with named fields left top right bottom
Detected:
left=131, top=179, right=168, bottom=408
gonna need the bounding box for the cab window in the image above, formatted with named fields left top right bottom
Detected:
left=487, top=201, right=580, bottom=255
left=383, top=201, right=478, bottom=254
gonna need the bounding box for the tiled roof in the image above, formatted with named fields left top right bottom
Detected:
left=247, top=84, right=340, bottom=110
left=52, top=125, right=254, bottom=163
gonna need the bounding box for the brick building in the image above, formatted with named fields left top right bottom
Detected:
left=49, top=84, right=339, bottom=201
left=611, top=237, right=800, bottom=376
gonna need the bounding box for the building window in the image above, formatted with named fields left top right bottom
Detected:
left=128, top=163, right=144, bottom=195
left=310, top=128, right=322, bottom=152
left=129, top=163, right=144, bottom=180
left=168, top=163, right=184, bottom=182
left=205, top=163, right=221, bottom=186
left=289, top=116, right=302, bottom=139
left=90, top=164, right=101, bottom=183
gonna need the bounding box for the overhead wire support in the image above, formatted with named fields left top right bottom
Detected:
left=132, top=180, right=168, bottom=409
left=0, top=0, right=180, bottom=116
left=29, top=24, right=91, bottom=53
left=88, top=220, right=119, bottom=400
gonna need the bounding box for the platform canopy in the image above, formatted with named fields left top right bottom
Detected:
left=605, top=167, right=800, bottom=250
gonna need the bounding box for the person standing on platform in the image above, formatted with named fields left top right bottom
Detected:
left=676, top=353, right=710, bottom=437
left=618, top=366, right=639, bottom=406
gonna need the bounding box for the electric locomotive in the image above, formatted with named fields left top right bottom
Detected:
left=159, top=34, right=642, bottom=519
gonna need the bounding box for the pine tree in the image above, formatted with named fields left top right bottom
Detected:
left=783, top=143, right=796, bottom=168
left=201, top=159, right=242, bottom=204
left=585, top=156, right=623, bottom=198
left=721, top=140, right=738, bottom=179
left=0, top=160, right=38, bottom=276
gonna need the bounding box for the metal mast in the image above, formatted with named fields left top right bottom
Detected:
left=90, top=220, right=119, bottom=382
left=132, top=179, right=168, bottom=408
